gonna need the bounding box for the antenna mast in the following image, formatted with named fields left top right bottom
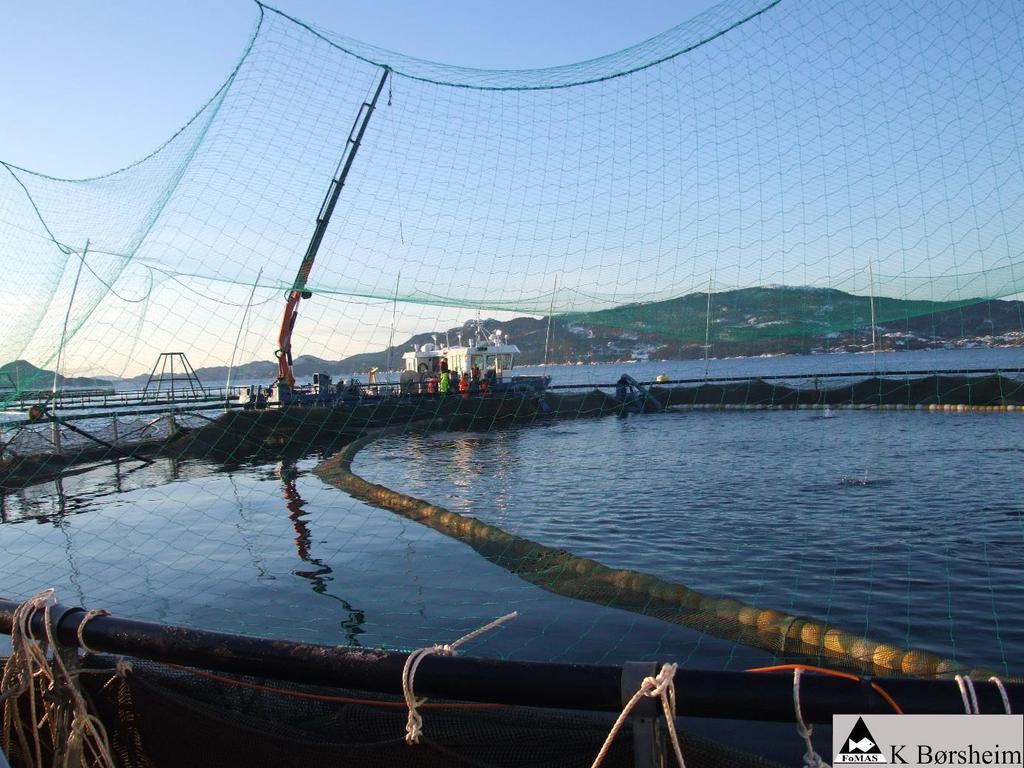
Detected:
left=543, top=276, right=558, bottom=367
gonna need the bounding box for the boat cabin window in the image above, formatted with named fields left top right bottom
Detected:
left=467, top=353, right=514, bottom=373
left=408, top=356, right=444, bottom=375
left=479, top=354, right=513, bottom=372
left=493, top=353, right=513, bottom=371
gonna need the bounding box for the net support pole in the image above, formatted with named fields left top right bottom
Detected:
left=51, top=240, right=89, bottom=454
left=226, top=267, right=263, bottom=412
left=51, top=415, right=62, bottom=454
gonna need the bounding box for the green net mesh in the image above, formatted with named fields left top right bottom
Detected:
left=3, top=0, right=1023, bottom=383
left=2, top=0, right=1023, bottom=736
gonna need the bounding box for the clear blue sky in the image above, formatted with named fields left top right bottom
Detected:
left=1, top=0, right=718, bottom=178
left=2, top=0, right=728, bottom=376
left=2, top=0, right=1022, bottom=379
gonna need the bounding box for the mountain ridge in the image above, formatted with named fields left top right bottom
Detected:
left=5, top=287, right=1021, bottom=388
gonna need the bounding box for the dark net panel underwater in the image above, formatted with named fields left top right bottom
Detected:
left=4, top=656, right=797, bottom=768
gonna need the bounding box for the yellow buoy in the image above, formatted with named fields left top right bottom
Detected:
left=824, top=628, right=854, bottom=655
left=737, top=605, right=760, bottom=627
left=850, top=637, right=878, bottom=662
left=800, top=622, right=823, bottom=647
left=756, top=609, right=786, bottom=632
left=714, top=598, right=744, bottom=620
left=900, top=649, right=938, bottom=676
left=934, top=659, right=963, bottom=676
left=872, top=643, right=903, bottom=671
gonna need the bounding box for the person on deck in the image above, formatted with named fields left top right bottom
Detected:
left=615, top=374, right=629, bottom=403
left=439, top=370, right=451, bottom=394
left=459, top=372, right=470, bottom=399
left=471, top=364, right=481, bottom=383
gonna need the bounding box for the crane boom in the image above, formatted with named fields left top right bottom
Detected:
left=276, top=67, right=390, bottom=387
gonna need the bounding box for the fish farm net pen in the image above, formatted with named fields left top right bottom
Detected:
left=3, top=369, right=1024, bottom=485
left=3, top=0, right=1024, bottom=763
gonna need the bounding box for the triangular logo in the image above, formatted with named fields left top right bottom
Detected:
left=835, top=717, right=889, bottom=763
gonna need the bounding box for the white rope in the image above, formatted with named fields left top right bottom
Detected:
left=955, top=675, right=971, bottom=713
left=988, top=676, right=1012, bottom=714
left=0, top=590, right=115, bottom=768
left=964, top=676, right=980, bottom=715
left=954, top=675, right=980, bottom=714
left=793, top=669, right=830, bottom=768
left=402, top=611, right=517, bottom=745
left=76, top=609, right=110, bottom=654
left=589, top=662, right=686, bottom=768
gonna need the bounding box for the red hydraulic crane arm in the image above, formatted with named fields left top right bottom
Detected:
left=275, top=67, right=390, bottom=387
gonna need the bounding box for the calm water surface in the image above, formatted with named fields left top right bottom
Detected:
left=360, top=409, right=1024, bottom=673
left=1, top=349, right=1022, bottom=673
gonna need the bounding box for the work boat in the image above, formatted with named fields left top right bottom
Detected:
left=238, top=326, right=549, bottom=409
left=399, top=327, right=550, bottom=396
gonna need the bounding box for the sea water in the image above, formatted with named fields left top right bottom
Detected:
left=1, top=348, right=1022, bottom=674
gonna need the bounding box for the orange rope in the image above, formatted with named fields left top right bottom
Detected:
left=165, top=663, right=508, bottom=711
left=746, top=663, right=904, bottom=714
left=146, top=661, right=904, bottom=716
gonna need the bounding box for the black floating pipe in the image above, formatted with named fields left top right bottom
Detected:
left=545, top=367, right=1024, bottom=391
left=1, top=598, right=1019, bottom=723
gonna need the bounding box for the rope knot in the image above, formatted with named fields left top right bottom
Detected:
left=77, top=608, right=110, bottom=654
left=590, top=662, right=686, bottom=768
left=401, top=612, right=517, bottom=746
left=641, top=663, right=678, bottom=698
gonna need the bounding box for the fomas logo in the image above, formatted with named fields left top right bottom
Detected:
left=834, top=713, right=1023, bottom=767
left=835, top=717, right=889, bottom=763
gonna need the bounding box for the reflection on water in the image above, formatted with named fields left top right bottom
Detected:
left=428, top=432, right=517, bottom=521
left=0, top=456, right=371, bottom=646
left=0, top=457, right=185, bottom=523
left=0, top=449, right=775, bottom=668
left=279, top=460, right=365, bottom=644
